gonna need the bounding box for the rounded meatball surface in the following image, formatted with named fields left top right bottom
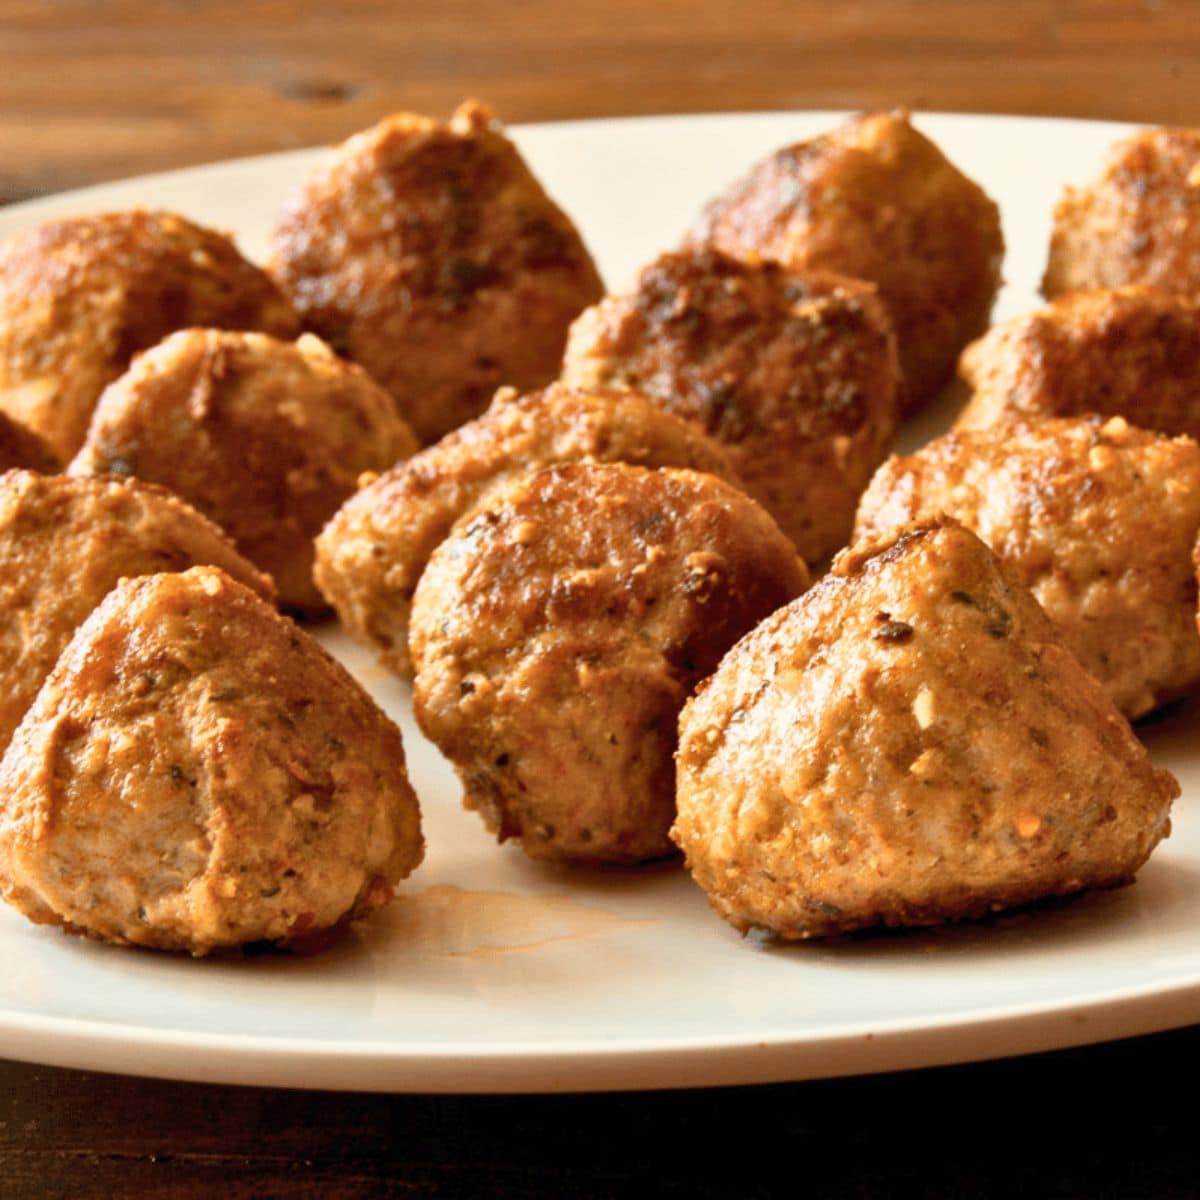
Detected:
left=855, top=416, right=1200, bottom=719
left=673, top=519, right=1177, bottom=940
left=562, top=247, right=900, bottom=563
left=269, top=100, right=605, bottom=444
left=0, top=566, right=423, bottom=955
left=687, top=110, right=1004, bottom=412
left=315, top=381, right=738, bottom=678
left=0, top=470, right=273, bottom=757
left=69, top=329, right=418, bottom=612
left=411, top=463, right=808, bottom=864
left=957, top=287, right=1200, bottom=439
left=0, top=210, right=299, bottom=460
left=0, top=412, right=58, bottom=474
left=1044, top=127, right=1200, bottom=298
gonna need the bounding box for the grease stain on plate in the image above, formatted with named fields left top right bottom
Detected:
left=386, top=884, right=651, bottom=957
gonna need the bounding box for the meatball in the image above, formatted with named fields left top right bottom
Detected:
left=411, top=463, right=807, bottom=864
left=315, top=381, right=739, bottom=678
left=957, top=287, right=1200, bottom=439
left=269, top=100, right=605, bottom=444
left=0, top=210, right=299, bottom=460
left=687, top=110, right=1004, bottom=412
left=561, top=247, right=900, bottom=563
left=0, top=567, right=423, bottom=955
left=673, top=518, right=1177, bottom=939
left=1044, top=126, right=1200, bottom=298
left=855, top=415, right=1200, bottom=719
left=0, top=412, right=58, bottom=474
left=69, top=330, right=419, bottom=613
left=0, top=470, right=274, bottom=756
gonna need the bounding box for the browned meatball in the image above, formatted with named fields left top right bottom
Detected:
left=0, top=470, right=274, bottom=756
left=0, top=210, right=299, bottom=460
left=562, top=248, right=900, bottom=563
left=0, top=567, right=423, bottom=955
left=673, top=518, right=1177, bottom=940
left=411, top=463, right=807, bottom=865
left=1044, top=127, right=1200, bottom=298
left=316, top=381, right=739, bottom=678
left=269, top=100, right=605, bottom=444
left=687, top=110, right=1004, bottom=413
left=957, top=287, right=1200, bottom=439
left=0, top=412, right=58, bottom=474
left=69, top=330, right=418, bottom=613
left=856, top=416, right=1200, bottom=719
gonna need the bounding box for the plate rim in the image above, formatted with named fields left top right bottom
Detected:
left=0, top=107, right=1140, bottom=225
left=6, top=964, right=1200, bottom=1092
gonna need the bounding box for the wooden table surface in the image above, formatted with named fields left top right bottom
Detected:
left=4, top=0, right=1200, bottom=204
left=3, top=2, right=1200, bottom=1195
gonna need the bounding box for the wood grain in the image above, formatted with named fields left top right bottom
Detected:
left=2, top=0, right=1200, bottom=202
left=2, top=1025, right=1199, bottom=1198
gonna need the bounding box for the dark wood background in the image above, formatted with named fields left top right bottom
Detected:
left=4, top=0, right=1200, bottom=204
left=3, top=1, right=1200, bottom=1195
left=4, top=1028, right=1200, bottom=1198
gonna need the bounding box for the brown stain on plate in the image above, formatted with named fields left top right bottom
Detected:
left=388, top=884, right=651, bottom=958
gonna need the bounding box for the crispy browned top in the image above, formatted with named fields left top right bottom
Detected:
left=0, top=566, right=422, bottom=954
left=0, top=470, right=273, bottom=758
left=0, top=210, right=299, bottom=460
left=418, top=459, right=807, bottom=688
left=69, top=329, right=418, bottom=613
left=562, top=246, right=900, bottom=561
left=1044, top=127, right=1200, bottom=298
left=673, top=517, right=1177, bottom=939
left=687, top=110, right=1004, bottom=410
left=411, top=462, right=807, bottom=863
left=269, top=100, right=605, bottom=443
left=958, top=286, right=1200, bottom=439
left=315, top=381, right=738, bottom=677
left=856, top=415, right=1200, bottom=718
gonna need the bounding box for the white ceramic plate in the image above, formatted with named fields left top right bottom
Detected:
left=2, top=111, right=1198, bottom=1095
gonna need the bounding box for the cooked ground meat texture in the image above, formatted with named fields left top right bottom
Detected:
left=672, top=517, right=1177, bottom=940
left=957, top=287, right=1200, bottom=439
left=411, top=462, right=807, bottom=865
left=0, top=412, right=58, bottom=474
left=561, top=247, right=900, bottom=563
left=855, top=415, right=1200, bottom=719
left=687, top=111, right=1004, bottom=414
left=0, top=210, right=299, bottom=461
left=1043, top=127, right=1200, bottom=298
left=0, top=566, right=423, bottom=955
left=315, top=381, right=739, bottom=678
left=0, top=470, right=274, bottom=756
left=269, top=100, right=605, bottom=445
left=69, top=329, right=418, bottom=613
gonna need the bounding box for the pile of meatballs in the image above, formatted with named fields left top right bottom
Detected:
left=0, top=101, right=1193, bottom=956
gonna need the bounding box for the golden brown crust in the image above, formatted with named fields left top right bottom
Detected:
left=411, top=462, right=808, bottom=864
left=1044, top=127, right=1200, bottom=298
left=0, top=210, right=299, bottom=460
left=561, top=247, right=900, bottom=563
left=856, top=416, right=1200, bottom=718
left=269, top=100, right=605, bottom=444
left=68, top=329, right=418, bottom=613
left=957, top=286, right=1200, bottom=439
left=0, top=470, right=275, bottom=757
left=688, top=110, right=1004, bottom=412
left=315, top=381, right=740, bottom=678
left=0, top=566, right=423, bottom=955
left=672, top=518, right=1177, bottom=939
